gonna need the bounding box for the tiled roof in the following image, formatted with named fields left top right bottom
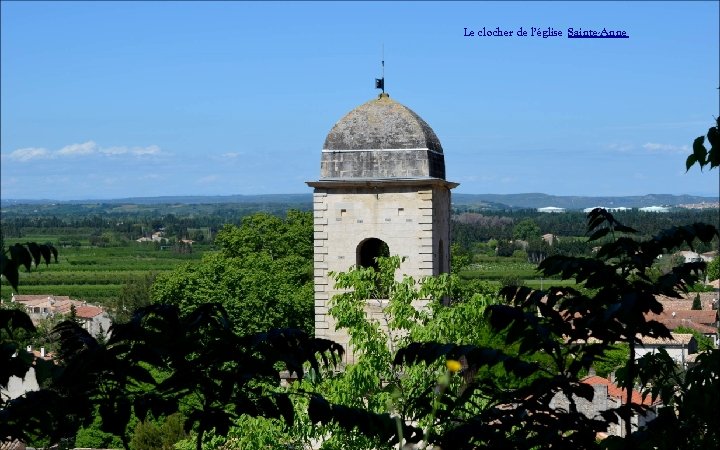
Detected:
left=646, top=308, right=718, bottom=326
left=75, top=305, right=104, bottom=318
left=654, top=318, right=718, bottom=335
left=639, top=333, right=694, bottom=346
left=582, top=375, right=655, bottom=406
left=654, top=293, right=719, bottom=312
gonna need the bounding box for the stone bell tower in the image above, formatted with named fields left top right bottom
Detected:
left=307, top=92, right=458, bottom=350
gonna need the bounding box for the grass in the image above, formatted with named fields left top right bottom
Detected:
left=458, top=258, right=577, bottom=288
left=459, top=261, right=538, bottom=280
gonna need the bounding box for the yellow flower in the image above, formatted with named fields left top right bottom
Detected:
left=446, top=359, right=462, bottom=373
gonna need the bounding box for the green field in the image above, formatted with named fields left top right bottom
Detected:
left=457, top=256, right=577, bottom=289
left=5, top=202, right=716, bottom=309
left=3, top=233, right=579, bottom=305
left=1, top=237, right=211, bottom=305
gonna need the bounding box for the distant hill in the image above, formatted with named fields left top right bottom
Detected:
left=452, top=193, right=718, bottom=210
left=2, top=193, right=717, bottom=211
left=0, top=194, right=312, bottom=207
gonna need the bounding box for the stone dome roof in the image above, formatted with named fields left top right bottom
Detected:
left=324, top=93, right=443, bottom=153
left=321, top=93, right=446, bottom=180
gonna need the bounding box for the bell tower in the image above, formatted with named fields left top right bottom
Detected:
left=307, top=92, right=458, bottom=350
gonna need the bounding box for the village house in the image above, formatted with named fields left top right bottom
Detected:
left=635, top=333, right=698, bottom=367
left=8, top=294, right=112, bottom=339
left=676, top=250, right=716, bottom=264
left=550, top=375, right=659, bottom=438
left=136, top=230, right=169, bottom=243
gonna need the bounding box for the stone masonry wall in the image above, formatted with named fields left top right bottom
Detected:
left=312, top=183, right=451, bottom=363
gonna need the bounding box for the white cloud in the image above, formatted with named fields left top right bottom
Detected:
left=220, top=152, right=242, bottom=159
left=642, top=142, right=689, bottom=154
left=99, top=144, right=160, bottom=156
left=6, top=141, right=163, bottom=164
left=131, top=145, right=160, bottom=156
left=100, top=146, right=129, bottom=155
left=607, top=143, right=635, bottom=152
left=7, top=147, right=51, bottom=162
left=57, top=141, right=97, bottom=156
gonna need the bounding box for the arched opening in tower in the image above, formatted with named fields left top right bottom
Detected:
left=356, top=238, right=390, bottom=271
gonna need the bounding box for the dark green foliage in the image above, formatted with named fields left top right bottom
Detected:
left=396, top=334, right=605, bottom=448
left=498, top=274, right=525, bottom=288
left=450, top=243, right=472, bottom=274
left=593, top=343, right=629, bottom=378
left=495, top=239, right=515, bottom=257
left=549, top=237, right=593, bottom=257
left=152, top=211, right=315, bottom=334
left=368, top=208, right=719, bottom=448
left=707, top=256, right=720, bottom=281
left=74, top=412, right=124, bottom=449
left=1, top=303, right=343, bottom=450
left=674, top=326, right=715, bottom=351
left=691, top=293, right=702, bottom=310
left=451, top=209, right=719, bottom=255
left=215, top=209, right=313, bottom=260
left=513, top=218, right=541, bottom=240
left=526, top=236, right=550, bottom=263
left=110, top=272, right=156, bottom=324
left=308, top=395, right=423, bottom=447
left=686, top=117, right=720, bottom=171
left=130, top=413, right=187, bottom=450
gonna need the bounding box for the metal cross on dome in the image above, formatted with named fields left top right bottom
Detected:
left=375, top=45, right=385, bottom=93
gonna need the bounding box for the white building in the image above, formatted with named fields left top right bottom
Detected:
left=537, top=206, right=565, bottom=213
left=639, top=206, right=670, bottom=213
left=635, top=333, right=697, bottom=367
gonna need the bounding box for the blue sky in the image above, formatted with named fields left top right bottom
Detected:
left=1, top=1, right=718, bottom=200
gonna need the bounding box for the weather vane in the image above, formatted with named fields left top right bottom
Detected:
left=375, top=44, right=385, bottom=93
